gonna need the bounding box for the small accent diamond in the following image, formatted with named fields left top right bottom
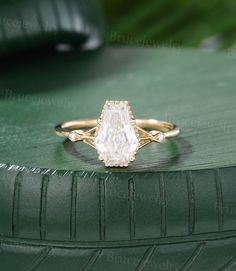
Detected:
left=68, top=131, right=78, bottom=142
left=68, top=130, right=84, bottom=142
left=157, top=132, right=166, bottom=143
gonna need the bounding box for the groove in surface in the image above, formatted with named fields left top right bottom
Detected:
left=82, top=249, right=102, bottom=271
left=22, top=247, right=51, bottom=271
left=1, top=229, right=236, bottom=249
left=99, top=178, right=106, bottom=241
left=12, top=172, right=23, bottom=237
left=70, top=174, right=78, bottom=241
left=217, top=253, right=236, bottom=271
left=128, top=178, right=136, bottom=240
left=50, top=0, right=62, bottom=30
left=40, top=175, right=50, bottom=240
left=135, top=245, right=157, bottom=271
left=33, top=2, right=45, bottom=32
left=215, top=169, right=224, bottom=231
left=75, top=0, right=87, bottom=31
left=0, top=18, right=7, bottom=45
left=177, top=242, right=206, bottom=271
left=187, top=171, right=195, bottom=235
left=10, top=1, right=28, bottom=37
left=64, top=0, right=75, bottom=30
left=159, top=173, right=166, bottom=238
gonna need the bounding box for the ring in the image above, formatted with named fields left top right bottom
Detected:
left=55, top=100, right=180, bottom=167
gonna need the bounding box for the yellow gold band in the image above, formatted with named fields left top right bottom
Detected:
left=54, top=101, right=180, bottom=167
left=55, top=119, right=179, bottom=138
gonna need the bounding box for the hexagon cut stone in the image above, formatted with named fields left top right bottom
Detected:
left=94, top=101, right=139, bottom=167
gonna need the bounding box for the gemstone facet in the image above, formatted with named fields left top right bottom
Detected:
left=94, top=101, right=139, bottom=167
left=157, top=132, right=166, bottom=143
left=68, top=131, right=78, bottom=142
left=68, top=130, right=84, bottom=142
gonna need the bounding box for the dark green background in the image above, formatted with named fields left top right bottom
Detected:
left=1, top=1, right=236, bottom=270
left=99, top=0, right=236, bottom=50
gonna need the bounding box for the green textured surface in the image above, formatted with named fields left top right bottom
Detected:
left=0, top=47, right=236, bottom=172
left=0, top=0, right=104, bottom=55
left=1, top=47, right=236, bottom=270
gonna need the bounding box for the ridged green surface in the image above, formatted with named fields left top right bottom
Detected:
left=1, top=236, right=236, bottom=271
left=1, top=48, right=236, bottom=172
left=1, top=47, right=236, bottom=270
left=0, top=0, right=104, bottom=55
left=1, top=168, right=236, bottom=270
left=1, top=168, right=236, bottom=243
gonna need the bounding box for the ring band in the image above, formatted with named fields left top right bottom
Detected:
left=55, top=101, right=180, bottom=167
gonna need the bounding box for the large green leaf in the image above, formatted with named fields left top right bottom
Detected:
left=100, top=0, right=236, bottom=49
left=0, top=47, right=236, bottom=269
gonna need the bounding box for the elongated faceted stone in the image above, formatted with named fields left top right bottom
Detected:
left=94, top=101, right=139, bottom=167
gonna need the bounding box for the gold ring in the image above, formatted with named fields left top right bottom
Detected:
left=55, top=100, right=180, bottom=167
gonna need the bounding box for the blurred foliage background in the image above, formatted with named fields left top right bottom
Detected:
left=99, top=0, right=236, bottom=51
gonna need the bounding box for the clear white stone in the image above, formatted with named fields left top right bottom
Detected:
left=95, top=101, right=139, bottom=167
left=68, top=130, right=84, bottom=142
left=68, top=131, right=78, bottom=142
left=157, top=132, right=166, bottom=143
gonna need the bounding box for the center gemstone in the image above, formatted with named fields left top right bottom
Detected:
left=94, top=101, right=139, bottom=167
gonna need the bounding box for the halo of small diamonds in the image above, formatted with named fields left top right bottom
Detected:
left=94, top=101, right=139, bottom=167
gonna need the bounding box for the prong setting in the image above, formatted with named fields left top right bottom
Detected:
left=68, top=130, right=84, bottom=142
left=56, top=101, right=180, bottom=168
